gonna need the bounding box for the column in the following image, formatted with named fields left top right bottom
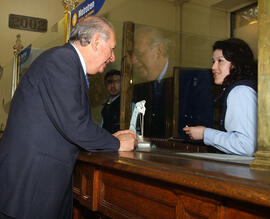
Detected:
left=251, top=0, right=270, bottom=169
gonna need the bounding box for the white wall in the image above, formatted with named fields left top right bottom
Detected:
left=180, top=1, right=229, bottom=68
left=0, top=0, right=64, bottom=129
left=0, top=0, right=64, bottom=66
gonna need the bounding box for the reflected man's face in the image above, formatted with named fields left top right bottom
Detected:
left=105, top=75, right=121, bottom=97
left=131, top=31, right=165, bottom=82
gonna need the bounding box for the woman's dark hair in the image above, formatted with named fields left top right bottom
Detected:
left=213, top=38, right=257, bottom=88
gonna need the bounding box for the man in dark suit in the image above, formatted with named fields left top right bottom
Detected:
left=131, top=26, right=169, bottom=83
left=0, top=16, right=135, bottom=219
left=101, top=69, right=121, bottom=133
left=131, top=26, right=172, bottom=138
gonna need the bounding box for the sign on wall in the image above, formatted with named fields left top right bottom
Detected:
left=9, top=14, right=48, bottom=33
left=18, top=45, right=44, bottom=82
left=70, top=0, right=105, bottom=32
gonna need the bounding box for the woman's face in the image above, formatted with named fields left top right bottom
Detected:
left=212, top=49, right=232, bottom=85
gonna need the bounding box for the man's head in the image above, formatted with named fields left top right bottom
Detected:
left=104, top=69, right=121, bottom=98
left=69, top=16, right=116, bottom=75
left=131, top=26, right=169, bottom=82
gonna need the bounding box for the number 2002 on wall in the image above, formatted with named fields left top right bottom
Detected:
left=9, top=14, right=48, bottom=33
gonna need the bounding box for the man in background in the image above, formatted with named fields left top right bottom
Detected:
left=101, top=69, right=121, bottom=133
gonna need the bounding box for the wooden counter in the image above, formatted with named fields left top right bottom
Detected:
left=73, top=148, right=270, bottom=219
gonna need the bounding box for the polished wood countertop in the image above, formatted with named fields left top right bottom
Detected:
left=77, top=149, right=270, bottom=209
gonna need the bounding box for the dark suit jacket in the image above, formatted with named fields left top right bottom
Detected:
left=133, top=78, right=173, bottom=138
left=178, top=68, right=214, bottom=138
left=101, top=95, right=121, bottom=134
left=0, top=43, right=119, bottom=219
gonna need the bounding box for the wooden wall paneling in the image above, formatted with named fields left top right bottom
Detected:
left=120, top=21, right=135, bottom=130
left=172, top=67, right=180, bottom=136
left=165, top=77, right=174, bottom=138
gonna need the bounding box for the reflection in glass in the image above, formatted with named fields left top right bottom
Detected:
left=131, top=25, right=171, bottom=83
left=231, top=3, right=258, bottom=57
left=131, top=24, right=180, bottom=138
left=176, top=68, right=214, bottom=140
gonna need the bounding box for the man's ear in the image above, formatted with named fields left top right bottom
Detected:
left=156, top=43, right=164, bottom=59
left=91, top=33, right=101, bottom=51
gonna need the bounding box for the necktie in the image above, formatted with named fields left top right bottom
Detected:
left=85, top=74, right=89, bottom=88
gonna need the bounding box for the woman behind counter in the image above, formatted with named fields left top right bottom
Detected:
left=183, top=38, right=257, bottom=156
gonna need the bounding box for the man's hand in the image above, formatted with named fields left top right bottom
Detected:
left=113, top=130, right=136, bottom=151
left=182, top=126, right=206, bottom=140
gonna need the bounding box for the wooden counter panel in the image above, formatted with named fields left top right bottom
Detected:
left=73, top=162, right=99, bottom=210
left=223, top=200, right=270, bottom=219
left=99, top=170, right=178, bottom=219
left=177, top=194, right=222, bottom=218
left=77, top=151, right=270, bottom=208
left=73, top=151, right=270, bottom=218
left=224, top=206, right=268, bottom=219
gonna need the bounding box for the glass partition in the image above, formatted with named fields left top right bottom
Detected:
left=231, top=3, right=258, bottom=57
left=95, top=0, right=258, bottom=139
left=0, top=0, right=258, bottom=140
left=131, top=24, right=180, bottom=138
left=115, top=0, right=229, bottom=139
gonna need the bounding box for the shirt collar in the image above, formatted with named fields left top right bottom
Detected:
left=157, top=59, right=169, bottom=83
left=109, top=94, right=120, bottom=103
left=70, top=43, right=87, bottom=76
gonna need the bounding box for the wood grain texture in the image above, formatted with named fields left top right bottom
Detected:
left=73, top=149, right=270, bottom=218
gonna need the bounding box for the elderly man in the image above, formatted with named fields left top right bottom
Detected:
left=0, top=16, right=135, bottom=219
left=131, top=26, right=169, bottom=83
left=131, top=26, right=171, bottom=138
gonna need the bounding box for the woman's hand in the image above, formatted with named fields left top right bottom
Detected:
left=183, top=126, right=206, bottom=140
